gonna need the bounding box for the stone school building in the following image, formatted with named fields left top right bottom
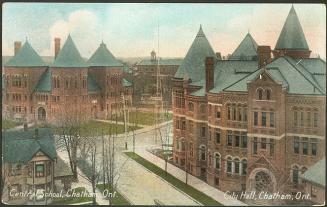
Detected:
left=172, top=6, right=325, bottom=205
left=2, top=35, right=133, bottom=124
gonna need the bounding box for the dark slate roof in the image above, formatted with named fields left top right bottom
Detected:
left=87, top=42, right=124, bottom=67
left=4, top=41, right=47, bottom=67
left=223, top=56, right=326, bottom=95
left=52, top=35, right=87, bottom=68
left=209, top=60, right=258, bottom=93
left=87, top=74, right=101, bottom=92
left=275, top=6, right=309, bottom=50
left=229, top=33, right=258, bottom=61
left=174, top=25, right=218, bottom=82
left=2, top=128, right=57, bottom=163
left=123, top=78, right=132, bottom=87
left=54, top=156, right=73, bottom=178
left=34, top=69, right=52, bottom=92
left=301, top=158, right=325, bottom=187
left=137, top=58, right=183, bottom=66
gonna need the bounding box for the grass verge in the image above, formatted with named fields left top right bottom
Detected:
left=124, top=152, right=221, bottom=206
left=96, top=184, right=130, bottom=205
left=51, top=187, right=93, bottom=205
left=111, top=111, right=172, bottom=126
left=2, top=119, right=22, bottom=130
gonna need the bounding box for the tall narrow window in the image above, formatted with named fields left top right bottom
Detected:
left=241, top=159, right=247, bottom=175
left=253, top=137, right=258, bottom=155
left=232, top=106, right=236, bottom=120
left=241, top=133, right=247, bottom=148
left=254, top=112, right=258, bottom=126
left=261, top=138, right=266, bottom=149
left=302, top=138, right=308, bottom=155
left=306, top=111, right=311, bottom=127
left=216, top=106, right=221, bottom=119
left=238, top=107, right=242, bottom=121
left=227, top=157, right=232, bottom=173
left=258, top=89, right=263, bottom=100
left=313, top=112, right=318, bottom=127
left=188, top=102, right=194, bottom=111
left=235, top=135, right=240, bottom=147
left=228, top=106, right=231, bottom=120
left=270, top=112, right=275, bottom=127
left=293, top=110, right=298, bottom=127
left=293, top=137, right=300, bottom=154
left=215, top=153, right=221, bottom=170
left=201, top=126, right=206, bottom=137
left=216, top=129, right=221, bottom=144
left=300, top=111, right=304, bottom=127
left=200, top=146, right=206, bottom=161
left=234, top=158, right=240, bottom=174
left=262, top=112, right=267, bottom=127
left=311, top=138, right=317, bottom=156
left=266, top=89, right=271, bottom=100
left=227, top=131, right=233, bottom=146
left=243, top=107, right=247, bottom=122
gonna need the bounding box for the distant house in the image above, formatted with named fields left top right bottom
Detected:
left=2, top=127, right=73, bottom=205
left=301, top=158, right=325, bottom=205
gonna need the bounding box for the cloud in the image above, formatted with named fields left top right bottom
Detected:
left=43, top=10, right=101, bottom=58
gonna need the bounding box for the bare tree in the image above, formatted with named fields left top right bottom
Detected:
left=55, top=103, right=86, bottom=181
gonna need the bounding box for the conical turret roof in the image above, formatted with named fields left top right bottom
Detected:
left=5, top=41, right=47, bottom=67
left=87, top=42, right=123, bottom=67
left=275, top=6, right=309, bottom=50
left=229, top=33, right=258, bottom=60
left=52, top=35, right=87, bottom=68
left=174, top=25, right=217, bottom=82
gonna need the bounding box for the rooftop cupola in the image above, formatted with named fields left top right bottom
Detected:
left=273, top=5, right=311, bottom=59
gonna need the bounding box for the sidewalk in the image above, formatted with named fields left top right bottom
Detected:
left=6, top=122, right=35, bottom=131
left=56, top=150, right=111, bottom=205
left=135, top=148, right=247, bottom=206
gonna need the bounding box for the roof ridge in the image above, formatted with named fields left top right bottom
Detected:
left=222, top=68, right=261, bottom=91
left=284, top=56, right=324, bottom=94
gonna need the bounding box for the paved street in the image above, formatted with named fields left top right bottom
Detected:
left=57, top=122, right=199, bottom=205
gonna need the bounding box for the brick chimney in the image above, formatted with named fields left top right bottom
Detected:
left=23, top=123, right=28, bottom=131
left=54, top=38, right=61, bottom=58
left=205, top=57, right=214, bottom=92
left=14, top=41, right=22, bottom=55
left=257, top=46, right=272, bottom=68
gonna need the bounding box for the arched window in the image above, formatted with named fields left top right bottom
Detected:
left=257, top=88, right=263, bottom=100
left=208, top=152, right=212, bottom=166
left=292, top=165, right=299, bottom=184
left=234, top=158, right=240, bottom=174
left=241, top=159, right=247, bottom=175
left=226, top=156, right=232, bottom=173
left=214, top=153, right=221, bottom=170
left=266, top=89, right=271, bottom=100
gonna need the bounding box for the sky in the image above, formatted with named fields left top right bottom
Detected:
left=2, top=3, right=326, bottom=59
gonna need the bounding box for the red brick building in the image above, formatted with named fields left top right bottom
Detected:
left=3, top=35, right=132, bottom=124
left=172, top=6, right=325, bottom=205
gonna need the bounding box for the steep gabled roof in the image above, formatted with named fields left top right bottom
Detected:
left=174, top=25, right=217, bottom=82
left=52, top=35, right=87, bottom=68
left=87, top=42, right=123, bottom=67
left=3, top=128, right=57, bottom=163
left=229, top=33, right=258, bottom=60
left=275, top=6, right=309, bottom=50
left=34, top=69, right=52, bottom=92
left=5, top=41, right=47, bottom=67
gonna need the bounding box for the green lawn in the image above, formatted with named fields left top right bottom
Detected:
left=51, top=187, right=93, bottom=205
left=2, top=119, right=22, bottom=130
left=96, top=184, right=130, bottom=205
left=111, top=111, right=172, bottom=126
left=79, top=120, right=141, bottom=136
left=125, top=152, right=221, bottom=206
